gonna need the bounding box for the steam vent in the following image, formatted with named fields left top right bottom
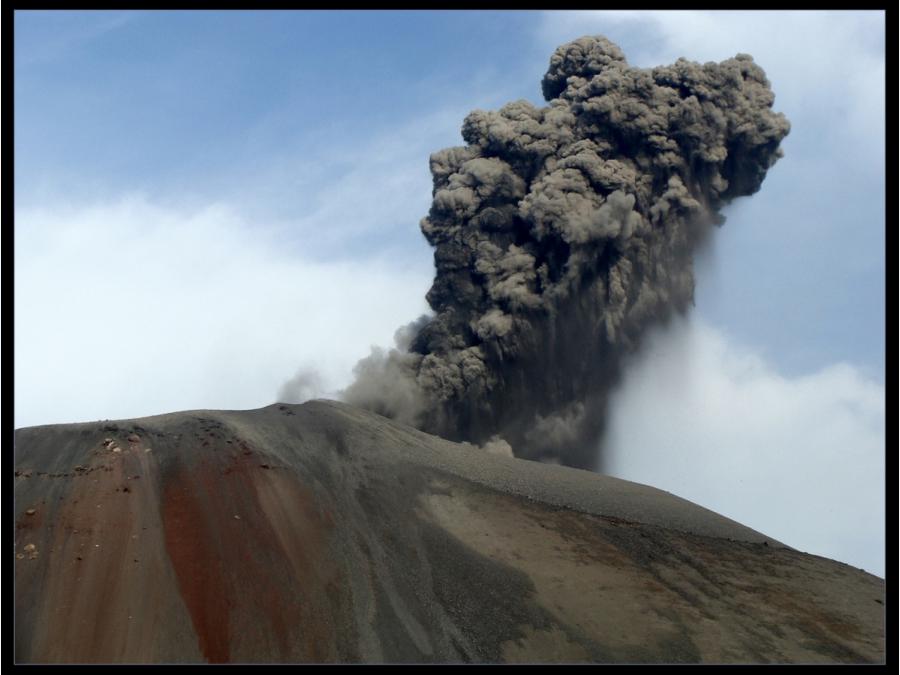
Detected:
left=14, top=402, right=884, bottom=663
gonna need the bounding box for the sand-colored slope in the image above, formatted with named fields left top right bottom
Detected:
left=14, top=400, right=884, bottom=664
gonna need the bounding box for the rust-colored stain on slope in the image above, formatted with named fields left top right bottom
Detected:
left=161, top=443, right=342, bottom=663
left=162, top=463, right=232, bottom=663
left=17, top=434, right=182, bottom=663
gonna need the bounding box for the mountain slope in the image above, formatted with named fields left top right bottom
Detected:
left=14, top=400, right=884, bottom=664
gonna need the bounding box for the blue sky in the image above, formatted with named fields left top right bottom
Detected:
left=14, top=10, right=885, bottom=576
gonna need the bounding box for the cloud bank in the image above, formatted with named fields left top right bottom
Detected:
left=604, top=316, right=885, bottom=577
left=14, top=195, right=431, bottom=428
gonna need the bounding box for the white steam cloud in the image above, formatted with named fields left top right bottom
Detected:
left=604, top=316, right=885, bottom=577
left=13, top=195, right=431, bottom=428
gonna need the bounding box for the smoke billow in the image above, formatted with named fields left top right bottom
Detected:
left=342, top=36, right=789, bottom=469
left=278, top=367, right=325, bottom=404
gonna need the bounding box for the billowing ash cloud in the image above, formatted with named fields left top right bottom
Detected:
left=342, top=36, right=789, bottom=469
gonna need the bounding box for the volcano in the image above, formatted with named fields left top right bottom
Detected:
left=14, top=400, right=884, bottom=664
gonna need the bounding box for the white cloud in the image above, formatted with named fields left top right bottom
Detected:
left=603, top=316, right=885, bottom=577
left=14, top=195, right=432, bottom=428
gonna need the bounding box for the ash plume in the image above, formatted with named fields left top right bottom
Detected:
left=343, top=36, right=789, bottom=469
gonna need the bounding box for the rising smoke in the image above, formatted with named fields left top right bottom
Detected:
left=279, top=367, right=325, bottom=404
left=342, top=36, right=789, bottom=469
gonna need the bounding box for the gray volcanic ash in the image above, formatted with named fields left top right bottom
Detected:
left=342, top=36, right=790, bottom=468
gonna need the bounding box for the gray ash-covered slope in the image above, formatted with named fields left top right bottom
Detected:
left=15, top=401, right=883, bottom=664
left=344, top=36, right=791, bottom=469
